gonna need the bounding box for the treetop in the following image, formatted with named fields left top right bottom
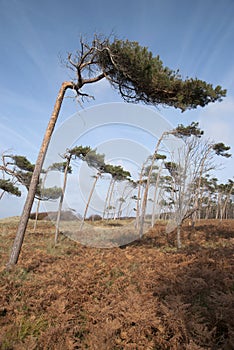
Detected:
left=67, top=35, right=226, bottom=112
left=95, top=38, right=226, bottom=111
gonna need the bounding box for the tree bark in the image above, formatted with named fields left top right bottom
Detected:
left=177, top=223, right=182, bottom=249
left=139, top=133, right=166, bottom=238
left=135, top=164, right=145, bottom=230
left=107, top=179, right=116, bottom=220
left=7, top=81, right=73, bottom=267
left=151, top=163, right=163, bottom=227
left=102, top=178, right=113, bottom=220
left=117, top=184, right=132, bottom=219
left=0, top=190, right=5, bottom=200
left=33, top=168, right=50, bottom=232
left=33, top=199, right=40, bottom=232
left=55, top=155, right=71, bottom=244
left=80, top=174, right=100, bottom=230
left=220, top=184, right=233, bottom=221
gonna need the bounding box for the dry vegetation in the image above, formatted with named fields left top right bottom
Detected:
left=0, top=219, right=233, bottom=349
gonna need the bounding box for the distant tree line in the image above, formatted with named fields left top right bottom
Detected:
left=1, top=122, right=232, bottom=251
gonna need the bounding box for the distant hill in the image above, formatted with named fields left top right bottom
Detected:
left=30, top=211, right=81, bottom=221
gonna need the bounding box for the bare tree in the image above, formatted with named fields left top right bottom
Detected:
left=191, top=142, right=231, bottom=225
left=165, top=141, right=201, bottom=248
left=164, top=134, right=231, bottom=248
left=117, top=180, right=136, bottom=219
left=151, top=160, right=165, bottom=227
left=139, top=122, right=203, bottom=238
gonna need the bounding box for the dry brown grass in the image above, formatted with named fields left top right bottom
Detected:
left=0, top=219, right=233, bottom=349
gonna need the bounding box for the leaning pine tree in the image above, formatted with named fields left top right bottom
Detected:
left=8, top=35, right=226, bottom=266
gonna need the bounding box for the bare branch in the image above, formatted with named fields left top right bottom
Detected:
left=82, top=72, right=105, bottom=85
left=67, top=53, right=78, bottom=68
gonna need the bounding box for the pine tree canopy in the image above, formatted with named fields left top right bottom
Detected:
left=174, top=122, right=204, bottom=138
left=38, top=186, right=62, bottom=200
left=12, top=156, right=35, bottom=172
left=212, top=143, right=231, bottom=158
left=95, top=39, right=226, bottom=111
left=0, top=179, right=21, bottom=197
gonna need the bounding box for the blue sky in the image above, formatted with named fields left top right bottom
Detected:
left=0, top=0, right=234, bottom=218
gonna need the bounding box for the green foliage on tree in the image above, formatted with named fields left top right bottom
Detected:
left=212, top=142, right=231, bottom=158
left=174, top=122, right=204, bottom=138
left=84, top=149, right=105, bottom=170
left=1, top=154, right=63, bottom=201
left=69, top=146, right=91, bottom=160
left=11, top=155, right=35, bottom=172
left=1, top=154, right=37, bottom=193
left=96, top=39, right=226, bottom=111
left=103, top=164, right=131, bottom=180
left=164, top=161, right=180, bottom=179
left=154, top=153, right=167, bottom=160
left=0, top=179, right=21, bottom=197
left=38, top=186, right=62, bottom=201
left=49, top=162, right=72, bottom=174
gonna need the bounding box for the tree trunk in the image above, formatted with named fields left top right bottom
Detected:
left=135, top=166, right=145, bottom=230
left=117, top=184, right=128, bottom=219
left=216, top=192, right=221, bottom=219
left=220, top=184, right=233, bottom=221
left=107, top=179, right=116, bottom=220
left=33, top=168, right=50, bottom=232
left=118, top=185, right=132, bottom=219
left=33, top=199, right=40, bottom=232
left=151, top=164, right=163, bottom=227
left=117, top=199, right=124, bottom=219
left=177, top=223, right=182, bottom=249
left=192, top=147, right=211, bottom=226
left=55, top=155, right=71, bottom=244
left=80, top=174, right=99, bottom=230
left=7, top=81, right=73, bottom=267
left=139, top=133, right=166, bottom=238
left=102, top=178, right=113, bottom=220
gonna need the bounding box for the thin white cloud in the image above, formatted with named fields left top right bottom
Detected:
left=0, top=86, right=47, bottom=116
left=198, top=97, right=234, bottom=182
left=198, top=97, right=234, bottom=144
left=0, top=122, right=37, bottom=154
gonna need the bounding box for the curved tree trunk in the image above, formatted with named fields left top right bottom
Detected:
left=220, top=184, right=233, bottom=221
left=33, top=168, right=50, bottom=232
left=107, top=179, right=116, bottom=220
left=118, top=186, right=133, bottom=219
left=177, top=223, right=182, bottom=249
left=192, top=146, right=212, bottom=226
left=139, top=133, right=166, bottom=238
left=151, top=163, right=163, bottom=227
left=80, top=173, right=100, bottom=230
left=135, top=171, right=144, bottom=229
left=33, top=199, right=41, bottom=233
left=117, top=183, right=127, bottom=219
left=102, top=177, right=113, bottom=220
left=55, top=155, right=71, bottom=244
left=7, top=81, right=73, bottom=267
